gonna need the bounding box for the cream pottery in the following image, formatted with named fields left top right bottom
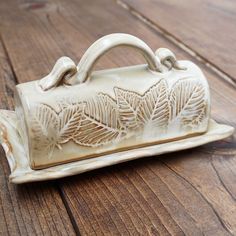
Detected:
left=0, top=34, right=234, bottom=183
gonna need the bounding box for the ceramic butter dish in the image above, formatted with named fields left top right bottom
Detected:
left=0, top=33, right=234, bottom=183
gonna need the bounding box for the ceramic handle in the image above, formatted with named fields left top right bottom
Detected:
left=66, top=33, right=163, bottom=85
left=39, top=34, right=183, bottom=90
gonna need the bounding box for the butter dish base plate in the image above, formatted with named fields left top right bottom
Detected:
left=0, top=109, right=234, bottom=184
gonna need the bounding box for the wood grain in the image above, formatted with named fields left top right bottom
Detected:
left=121, top=0, right=236, bottom=83
left=0, top=35, right=76, bottom=236
left=0, top=0, right=235, bottom=235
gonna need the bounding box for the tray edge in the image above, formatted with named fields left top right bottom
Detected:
left=0, top=110, right=234, bottom=183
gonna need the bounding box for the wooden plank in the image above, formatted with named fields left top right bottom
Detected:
left=0, top=36, right=76, bottom=236
left=0, top=0, right=235, bottom=235
left=121, top=0, right=236, bottom=83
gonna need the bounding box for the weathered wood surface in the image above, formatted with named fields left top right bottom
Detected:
left=0, top=40, right=76, bottom=235
left=121, top=0, right=236, bottom=84
left=0, top=0, right=235, bottom=235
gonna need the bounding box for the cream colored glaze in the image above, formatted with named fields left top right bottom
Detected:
left=15, top=61, right=210, bottom=169
left=13, top=33, right=211, bottom=169
left=0, top=110, right=233, bottom=184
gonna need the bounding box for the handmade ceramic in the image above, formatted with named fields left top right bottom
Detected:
left=0, top=33, right=234, bottom=183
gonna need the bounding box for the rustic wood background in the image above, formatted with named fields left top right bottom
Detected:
left=0, top=0, right=236, bottom=235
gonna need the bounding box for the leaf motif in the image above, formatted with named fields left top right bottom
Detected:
left=137, top=79, right=169, bottom=129
left=73, top=94, right=126, bottom=147
left=58, top=103, right=84, bottom=144
left=29, top=77, right=207, bottom=157
left=57, top=97, right=81, bottom=111
left=169, top=79, right=206, bottom=127
left=115, top=87, right=142, bottom=130
left=31, top=104, right=59, bottom=158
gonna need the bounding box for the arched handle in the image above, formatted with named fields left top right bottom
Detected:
left=39, top=34, right=184, bottom=90
left=65, top=33, right=163, bottom=85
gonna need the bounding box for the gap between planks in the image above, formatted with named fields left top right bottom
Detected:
left=56, top=182, right=82, bottom=236
left=0, top=34, right=79, bottom=236
left=0, top=33, right=18, bottom=86
left=115, top=0, right=236, bottom=88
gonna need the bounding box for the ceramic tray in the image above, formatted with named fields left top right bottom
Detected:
left=0, top=110, right=233, bottom=184
left=13, top=33, right=214, bottom=170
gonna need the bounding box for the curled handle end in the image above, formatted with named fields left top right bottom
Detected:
left=39, top=57, right=77, bottom=91
left=155, top=48, right=187, bottom=71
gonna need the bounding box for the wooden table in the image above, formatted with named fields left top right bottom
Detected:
left=0, top=0, right=235, bottom=235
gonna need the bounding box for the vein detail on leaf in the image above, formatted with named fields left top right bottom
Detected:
left=73, top=94, right=126, bottom=147
left=30, top=77, right=207, bottom=158
left=114, top=88, right=142, bottom=130
left=137, top=79, right=169, bottom=130
left=169, top=79, right=206, bottom=127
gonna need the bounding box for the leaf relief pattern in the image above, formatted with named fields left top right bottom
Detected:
left=30, top=77, right=207, bottom=159
left=73, top=94, right=126, bottom=147
left=58, top=104, right=84, bottom=144
left=137, top=79, right=169, bottom=129
left=169, top=79, right=206, bottom=127
left=31, top=104, right=60, bottom=159
left=115, top=88, right=142, bottom=130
